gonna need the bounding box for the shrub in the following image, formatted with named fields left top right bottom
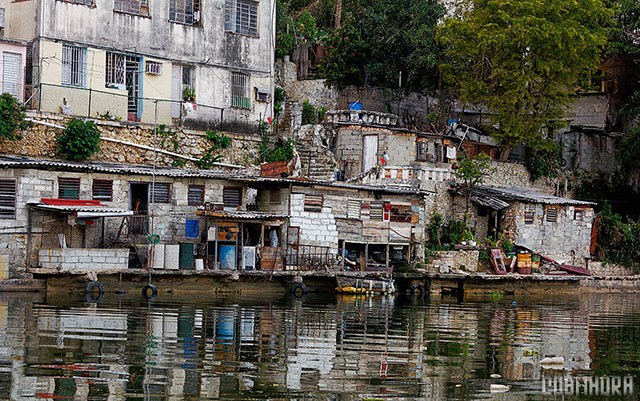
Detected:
left=0, top=93, right=31, bottom=141
left=301, top=100, right=316, bottom=125
left=57, top=118, right=100, bottom=160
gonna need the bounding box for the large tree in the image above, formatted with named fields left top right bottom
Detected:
left=440, top=0, right=612, bottom=156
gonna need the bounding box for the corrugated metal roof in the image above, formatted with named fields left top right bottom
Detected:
left=28, top=203, right=134, bottom=215
left=471, top=195, right=510, bottom=210
left=236, top=177, right=432, bottom=195
left=473, top=186, right=595, bottom=206
left=195, top=210, right=288, bottom=220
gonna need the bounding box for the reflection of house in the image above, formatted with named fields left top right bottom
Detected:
left=457, top=186, right=595, bottom=264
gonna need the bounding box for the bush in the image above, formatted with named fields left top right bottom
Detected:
left=0, top=93, right=31, bottom=141
left=596, top=202, right=640, bottom=270
left=57, top=118, right=100, bottom=160
left=302, top=100, right=317, bottom=125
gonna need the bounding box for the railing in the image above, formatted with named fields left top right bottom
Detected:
left=325, top=110, right=399, bottom=127
left=360, top=165, right=455, bottom=188
left=285, top=245, right=338, bottom=271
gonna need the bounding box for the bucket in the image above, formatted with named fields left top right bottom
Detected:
left=164, top=245, right=180, bottom=270
left=152, top=244, right=165, bottom=270
left=517, top=253, right=532, bottom=275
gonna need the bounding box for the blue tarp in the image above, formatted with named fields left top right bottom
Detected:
left=185, top=219, right=199, bottom=239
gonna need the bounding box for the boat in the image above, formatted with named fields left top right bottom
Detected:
left=335, top=274, right=396, bottom=294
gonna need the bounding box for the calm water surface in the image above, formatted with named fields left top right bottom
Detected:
left=0, top=291, right=639, bottom=400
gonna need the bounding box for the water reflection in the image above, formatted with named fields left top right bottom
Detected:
left=0, top=292, right=639, bottom=400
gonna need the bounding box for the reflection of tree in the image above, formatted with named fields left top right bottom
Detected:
left=591, top=325, right=640, bottom=375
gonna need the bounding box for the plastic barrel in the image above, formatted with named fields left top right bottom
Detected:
left=152, top=244, right=165, bottom=270
left=164, top=245, right=180, bottom=270
left=179, top=243, right=195, bottom=270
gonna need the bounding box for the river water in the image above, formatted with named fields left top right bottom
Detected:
left=0, top=292, right=638, bottom=400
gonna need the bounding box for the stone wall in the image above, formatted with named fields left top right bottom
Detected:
left=39, top=248, right=128, bottom=271
left=588, top=261, right=635, bottom=277
left=1, top=112, right=263, bottom=170
left=422, top=250, right=479, bottom=273
left=484, top=161, right=555, bottom=194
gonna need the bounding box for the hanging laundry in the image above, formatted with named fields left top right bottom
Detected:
left=446, top=146, right=457, bottom=160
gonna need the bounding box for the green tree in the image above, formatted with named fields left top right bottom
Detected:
left=455, top=153, right=493, bottom=223
left=0, top=93, right=31, bottom=142
left=440, top=0, right=612, bottom=157
left=57, top=118, right=101, bottom=161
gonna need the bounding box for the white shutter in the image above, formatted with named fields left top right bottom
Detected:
left=347, top=199, right=361, bottom=219
left=171, top=64, right=181, bottom=118
left=3, top=52, right=21, bottom=99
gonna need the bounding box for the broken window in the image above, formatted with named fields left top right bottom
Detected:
left=225, top=0, right=258, bottom=37
left=546, top=207, right=558, bottom=223
left=150, top=182, right=171, bottom=204
left=188, top=185, right=205, bottom=206
left=105, top=52, right=125, bottom=88
left=61, top=45, right=86, bottom=87
left=231, top=72, right=250, bottom=109
left=0, top=179, right=16, bottom=219
left=223, top=187, right=242, bottom=208
left=304, top=194, right=323, bottom=213
left=347, top=199, right=361, bottom=219
left=170, top=0, right=201, bottom=25
left=114, top=0, right=149, bottom=16
left=58, top=177, right=80, bottom=200
left=92, top=179, right=113, bottom=201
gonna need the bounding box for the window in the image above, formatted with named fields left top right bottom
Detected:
left=145, top=61, right=161, bottom=75
left=546, top=207, right=558, bottom=223
left=223, top=187, right=242, bottom=208
left=92, top=179, right=113, bottom=201
left=106, top=52, right=125, bottom=88
left=225, top=0, right=258, bottom=37
left=58, top=0, right=95, bottom=6
left=170, top=0, right=201, bottom=25
left=416, top=140, right=428, bottom=162
left=150, top=182, right=171, bottom=204
left=0, top=179, right=16, bottom=219
left=182, top=66, right=195, bottom=100
left=231, top=72, right=249, bottom=109
left=304, top=194, right=323, bottom=213
left=58, top=178, right=80, bottom=200
left=62, top=45, right=86, bottom=87
left=114, top=0, right=149, bottom=16
left=574, top=210, right=584, bottom=221
left=370, top=202, right=383, bottom=221
left=188, top=185, right=205, bottom=206
left=347, top=199, right=361, bottom=219
left=524, top=211, right=535, bottom=224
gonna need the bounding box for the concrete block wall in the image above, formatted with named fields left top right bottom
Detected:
left=39, top=248, right=128, bottom=271
left=289, top=193, right=339, bottom=250
left=256, top=188, right=289, bottom=215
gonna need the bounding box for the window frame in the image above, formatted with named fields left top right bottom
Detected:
left=188, top=184, right=205, bottom=206
left=347, top=199, right=361, bottom=219
left=223, top=186, right=243, bottom=208
left=105, top=52, right=126, bottom=88
left=114, top=0, right=150, bottom=17
left=231, top=71, right=250, bottom=109
left=0, top=179, right=17, bottom=219
left=546, top=207, right=558, bottom=223
left=150, top=182, right=171, bottom=204
left=225, top=0, right=259, bottom=37
left=58, top=177, right=81, bottom=200
left=56, top=0, right=96, bottom=7
left=92, top=179, right=113, bottom=202
left=303, top=194, right=323, bottom=213
left=61, top=44, right=86, bottom=88
left=169, top=0, right=202, bottom=26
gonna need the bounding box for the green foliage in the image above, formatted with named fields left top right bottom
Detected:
left=502, top=238, right=514, bottom=253
left=524, top=141, right=563, bottom=180
left=258, top=120, right=295, bottom=163
left=618, top=127, right=640, bottom=169
left=456, top=153, right=494, bottom=221
left=574, top=171, right=640, bottom=219
left=197, top=131, right=231, bottom=169
left=274, top=87, right=286, bottom=117
left=182, top=86, right=196, bottom=101
left=440, top=0, right=612, bottom=153
left=302, top=100, right=317, bottom=125
left=57, top=118, right=100, bottom=161
left=595, top=202, right=640, bottom=271
left=489, top=291, right=504, bottom=303
left=428, top=213, right=444, bottom=247
left=319, top=0, right=444, bottom=91
left=0, top=93, right=31, bottom=141
left=276, top=2, right=323, bottom=59
left=155, top=125, right=180, bottom=152
left=95, top=110, right=121, bottom=121
left=428, top=214, right=469, bottom=248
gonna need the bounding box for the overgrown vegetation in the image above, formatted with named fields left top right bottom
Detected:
left=154, top=125, right=180, bottom=152
left=0, top=93, right=31, bottom=142
left=274, top=87, right=286, bottom=117
left=302, top=100, right=317, bottom=125
left=196, top=131, right=232, bottom=169
left=427, top=213, right=469, bottom=249
left=524, top=142, right=564, bottom=181
left=574, top=171, right=640, bottom=220
left=57, top=118, right=101, bottom=161
left=595, top=202, right=640, bottom=271
left=455, top=153, right=493, bottom=222
left=258, top=120, right=296, bottom=163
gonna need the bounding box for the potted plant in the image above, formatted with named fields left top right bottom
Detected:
left=463, top=229, right=476, bottom=247
left=183, top=86, right=196, bottom=102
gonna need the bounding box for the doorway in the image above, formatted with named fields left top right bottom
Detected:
left=129, top=183, right=149, bottom=235
left=125, top=56, right=140, bottom=121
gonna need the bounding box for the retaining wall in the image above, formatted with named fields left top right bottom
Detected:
left=39, top=248, right=129, bottom=271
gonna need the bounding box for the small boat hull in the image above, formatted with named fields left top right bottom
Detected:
left=335, top=275, right=395, bottom=294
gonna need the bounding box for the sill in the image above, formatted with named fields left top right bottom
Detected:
left=169, top=20, right=203, bottom=28
left=225, top=30, right=259, bottom=39
left=114, top=10, right=151, bottom=19
left=56, top=0, right=97, bottom=8
left=61, top=83, right=86, bottom=89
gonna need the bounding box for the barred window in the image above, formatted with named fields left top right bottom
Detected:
left=223, top=187, right=242, bottom=208
left=188, top=185, right=205, bottom=206
left=58, top=178, right=81, bottom=200
left=106, top=52, right=125, bottom=87
left=58, top=0, right=95, bottom=6
left=62, top=45, right=86, bottom=87
left=170, top=0, right=201, bottom=25
left=182, top=66, right=195, bottom=100
left=150, top=182, right=171, bottom=204
left=225, top=0, right=258, bottom=37
left=92, top=180, right=113, bottom=201
left=524, top=211, right=535, bottom=224
left=231, top=72, right=249, bottom=109
left=114, top=0, right=149, bottom=16
left=0, top=179, right=16, bottom=219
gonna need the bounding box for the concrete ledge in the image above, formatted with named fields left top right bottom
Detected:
left=0, top=279, right=45, bottom=292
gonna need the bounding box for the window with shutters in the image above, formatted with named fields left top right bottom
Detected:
left=170, top=0, right=201, bottom=25
left=61, top=45, right=86, bottom=87
left=225, top=0, right=258, bottom=37
left=223, top=187, right=242, bottom=208
left=92, top=179, right=113, bottom=201
left=114, top=0, right=149, bottom=16
left=188, top=185, right=205, bottom=206
left=370, top=202, right=383, bottom=221
left=546, top=207, right=558, bottom=223
left=347, top=199, right=361, bottom=219
left=150, top=182, right=171, bottom=203
left=58, top=178, right=80, bottom=200
left=3, top=52, right=21, bottom=99
left=304, top=194, right=323, bottom=213
left=524, top=211, right=535, bottom=224
left=0, top=179, right=16, bottom=219
left=231, top=72, right=250, bottom=109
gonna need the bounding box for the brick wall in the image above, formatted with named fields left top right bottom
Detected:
left=39, top=248, right=128, bottom=271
